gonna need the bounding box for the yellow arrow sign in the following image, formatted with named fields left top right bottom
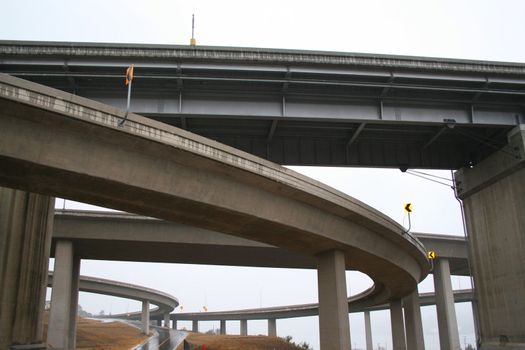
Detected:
left=427, top=251, right=437, bottom=260
left=404, top=203, right=413, bottom=213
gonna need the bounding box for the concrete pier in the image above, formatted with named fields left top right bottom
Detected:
left=163, top=313, right=170, bottom=328
left=390, top=299, right=407, bottom=350
left=141, top=301, right=150, bottom=334
left=47, top=240, right=81, bottom=349
left=240, top=319, right=248, bottom=336
left=317, top=250, right=351, bottom=350
left=433, top=258, right=460, bottom=350
left=268, top=318, right=277, bottom=337
left=364, top=311, right=373, bottom=350
left=192, top=320, right=198, bottom=333
left=455, top=125, right=525, bottom=349
left=0, top=188, right=54, bottom=350
left=220, top=320, right=226, bottom=335
left=404, top=290, right=425, bottom=350
left=172, top=319, right=177, bottom=330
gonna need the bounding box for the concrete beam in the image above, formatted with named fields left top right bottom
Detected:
left=390, top=299, right=407, bottom=350
left=434, top=259, right=460, bottom=350
left=317, top=250, right=351, bottom=350
left=0, top=188, right=54, bottom=349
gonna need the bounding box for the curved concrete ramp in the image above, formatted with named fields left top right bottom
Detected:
left=0, top=73, right=428, bottom=308
left=47, top=272, right=179, bottom=317
left=171, top=289, right=474, bottom=321
left=52, top=210, right=470, bottom=275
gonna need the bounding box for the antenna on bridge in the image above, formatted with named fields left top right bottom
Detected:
left=190, top=14, right=197, bottom=46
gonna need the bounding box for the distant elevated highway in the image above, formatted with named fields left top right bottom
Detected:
left=48, top=269, right=472, bottom=336
left=169, top=289, right=474, bottom=322
left=47, top=272, right=179, bottom=318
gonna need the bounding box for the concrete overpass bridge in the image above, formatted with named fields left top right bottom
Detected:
left=1, top=41, right=524, bottom=350
left=46, top=209, right=472, bottom=348
left=0, top=73, right=428, bottom=350
left=52, top=210, right=470, bottom=275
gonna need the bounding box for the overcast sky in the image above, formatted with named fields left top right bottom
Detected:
left=3, top=1, right=524, bottom=349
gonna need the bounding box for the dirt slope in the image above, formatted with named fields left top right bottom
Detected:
left=177, top=333, right=309, bottom=350
left=44, top=314, right=307, bottom=350
left=44, top=316, right=149, bottom=350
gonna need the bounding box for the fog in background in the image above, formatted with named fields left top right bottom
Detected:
left=3, top=1, right=524, bottom=348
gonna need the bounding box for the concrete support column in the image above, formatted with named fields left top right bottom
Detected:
left=0, top=188, right=54, bottom=350
left=317, top=250, right=351, bottom=350
left=163, top=313, right=170, bottom=328
left=390, top=299, right=407, bottom=350
left=268, top=318, right=277, bottom=337
left=455, top=125, right=525, bottom=348
left=47, top=240, right=81, bottom=350
left=403, top=290, right=425, bottom=350
left=192, top=320, right=198, bottom=333
left=172, top=319, right=177, bottom=330
left=471, top=300, right=481, bottom=347
left=240, top=319, right=248, bottom=336
left=141, top=301, right=150, bottom=335
left=68, top=256, right=81, bottom=348
left=433, top=258, right=460, bottom=350
left=364, top=311, right=373, bottom=350
left=220, top=320, right=226, bottom=335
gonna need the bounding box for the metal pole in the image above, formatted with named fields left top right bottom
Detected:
left=119, top=79, right=132, bottom=127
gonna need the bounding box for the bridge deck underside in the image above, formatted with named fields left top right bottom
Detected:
left=2, top=45, right=524, bottom=169
left=52, top=211, right=470, bottom=276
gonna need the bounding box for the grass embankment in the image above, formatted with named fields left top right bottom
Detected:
left=44, top=314, right=307, bottom=350
left=177, top=333, right=309, bottom=350
left=44, top=315, right=149, bottom=350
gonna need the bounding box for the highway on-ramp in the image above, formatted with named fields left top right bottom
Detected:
left=0, top=73, right=429, bottom=311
